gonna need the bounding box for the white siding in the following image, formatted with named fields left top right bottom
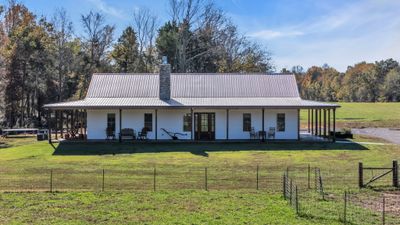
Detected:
left=87, top=109, right=120, bottom=140
left=121, top=109, right=156, bottom=139
left=228, top=109, right=262, bottom=139
left=157, top=109, right=192, bottom=140
left=264, top=109, right=298, bottom=140
left=86, top=108, right=299, bottom=140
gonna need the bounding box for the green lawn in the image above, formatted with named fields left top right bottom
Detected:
left=0, top=136, right=399, bottom=224
left=301, top=102, right=400, bottom=128
left=0, top=191, right=329, bottom=225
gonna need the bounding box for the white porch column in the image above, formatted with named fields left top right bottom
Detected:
left=191, top=108, right=194, bottom=140
left=155, top=109, right=158, bottom=140
left=226, top=109, right=229, bottom=140
left=262, top=108, right=265, bottom=142
left=119, top=109, right=122, bottom=142
left=297, top=109, right=300, bottom=141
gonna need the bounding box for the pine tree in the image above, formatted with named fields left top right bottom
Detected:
left=111, top=26, right=139, bottom=73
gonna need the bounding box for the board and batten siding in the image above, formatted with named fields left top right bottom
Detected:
left=86, top=109, right=299, bottom=140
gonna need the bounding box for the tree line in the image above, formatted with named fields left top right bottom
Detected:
left=0, top=0, right=272, bottom=128
left=293, top=59, right=400, bottom=102
left=0, top=0, right=399, bottom=129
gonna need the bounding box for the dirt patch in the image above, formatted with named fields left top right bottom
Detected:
left=351, top=191, right=400, bottom=217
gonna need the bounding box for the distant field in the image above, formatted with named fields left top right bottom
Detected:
left=0, top=137, right=399, bottom=224
left=301, top=102, right=400, bottom=128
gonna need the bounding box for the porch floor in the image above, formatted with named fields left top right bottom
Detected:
left=51, top=132, right=330, bottom=143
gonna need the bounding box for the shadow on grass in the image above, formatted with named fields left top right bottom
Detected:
left=0, top=142, right=10, bottom=149
left=52, top=140, right=369, bottom=156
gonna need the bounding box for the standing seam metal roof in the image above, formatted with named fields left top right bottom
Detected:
left=86, top=73, right=300, bottom=98
left=44, top=73, right=340, bottom=109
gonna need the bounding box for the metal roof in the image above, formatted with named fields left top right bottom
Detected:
left=87, top=73, right=300, bottom=98
left=44, top=73, right=339, bottom=109
left=44, top=97, right=339, bottom=109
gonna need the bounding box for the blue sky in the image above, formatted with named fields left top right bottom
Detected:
left=3, top=0, right=400, bottom=72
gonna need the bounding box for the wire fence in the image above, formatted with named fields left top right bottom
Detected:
left=0, top=165, right=305, bottom=192
left=1, top=164, right=399, bottom=224
left=282, top=167, right=400, bottom=225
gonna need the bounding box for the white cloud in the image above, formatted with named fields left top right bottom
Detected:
left=250, top=29, right=304, bottom=40
left=249, top=0, right=400, bottom=72
left=86, top=0, right=127, bottom=19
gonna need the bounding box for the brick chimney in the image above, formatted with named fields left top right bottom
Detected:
left=159, top=56, right=171, bottom=100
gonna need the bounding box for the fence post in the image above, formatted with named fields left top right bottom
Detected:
left=205, top=167, right=208, bottom=191
left=289, top=179, right=293, bottom=205
left=153, top=167, right=156, bottom=192
left=295, top=185, right=299, bottom=215
left=314, top=167, right=318, bottom=191
left=359, top=162, right=363, bottom=188
left=343, top=191, right=347, bottom=224
left=382, top=196, right=385, bottom=225
left=308, top=164, right=311, bottom=189
left=319, top=173, right=325, bottom=200
left=287, top=167, right=289, bottom=179
left=256, top=165, right=259, bottom=190
left=393, top=161, right=398, bottom=188
left=283, top=173, right=286, bottom=199
left=102, top=169, right=105, bottom=192
left=50, top=169, right=53, bottom=193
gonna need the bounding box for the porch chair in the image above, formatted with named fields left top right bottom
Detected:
left=268, top=127, right=276, bottom=139
left=138, top=127, right=149, bottom=140
left=106, top=127, right=116, bottom=140
left=249, top=127, right=257, bottom=139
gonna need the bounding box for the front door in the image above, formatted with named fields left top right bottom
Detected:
left=194, top=113, right=215, bottom=140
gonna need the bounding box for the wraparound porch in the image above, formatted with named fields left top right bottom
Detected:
left=45, top=106, right=338, bottom=143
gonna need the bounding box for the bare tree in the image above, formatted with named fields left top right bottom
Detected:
left=133, top=8, right=158, bottom=72
left=168, top=0, right=203, bottom=26
left=80, top=11, right=114, bottom=96
left=52, top=8, right=73, bottom=101
left=160, top=0, right=272, bottom=73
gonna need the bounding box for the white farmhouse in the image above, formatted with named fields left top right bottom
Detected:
left=44, top=62, right=339, bottom=142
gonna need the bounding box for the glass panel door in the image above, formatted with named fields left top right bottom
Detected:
left=194, top=113, right=215, bottom=140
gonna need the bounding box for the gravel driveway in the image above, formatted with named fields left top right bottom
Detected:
left=352, top=128, right=400, bottom=144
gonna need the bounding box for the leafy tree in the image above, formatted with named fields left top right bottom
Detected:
left=156, top=21, right=179, bottom=71
left=383, top=67, right=400, bottom=101
left=1, top=2, right=55, bottom=127
left=111, top=26, right=139, bottom=73
left=342, top=62, right=378, bottom=102
left=300, top=66, right=341, bottom=101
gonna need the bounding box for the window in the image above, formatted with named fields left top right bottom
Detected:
left=183, top=113, right=192, bottom=132
left=144, top=113, right=153, bottom=131
left=107, top=113, right=116, bottom=131
left=277, top=113, right=285, bottom=132
left=243, top=113, right=251, bottom=132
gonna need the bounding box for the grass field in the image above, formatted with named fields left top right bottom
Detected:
left=0, top=136, right=399, bottom=224
left=300, top=102, right=400, bottom=128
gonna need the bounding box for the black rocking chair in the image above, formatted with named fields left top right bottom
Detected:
left=138, top=127, right=149, bottom=140
left=106, top=127, right=116, bottom=140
